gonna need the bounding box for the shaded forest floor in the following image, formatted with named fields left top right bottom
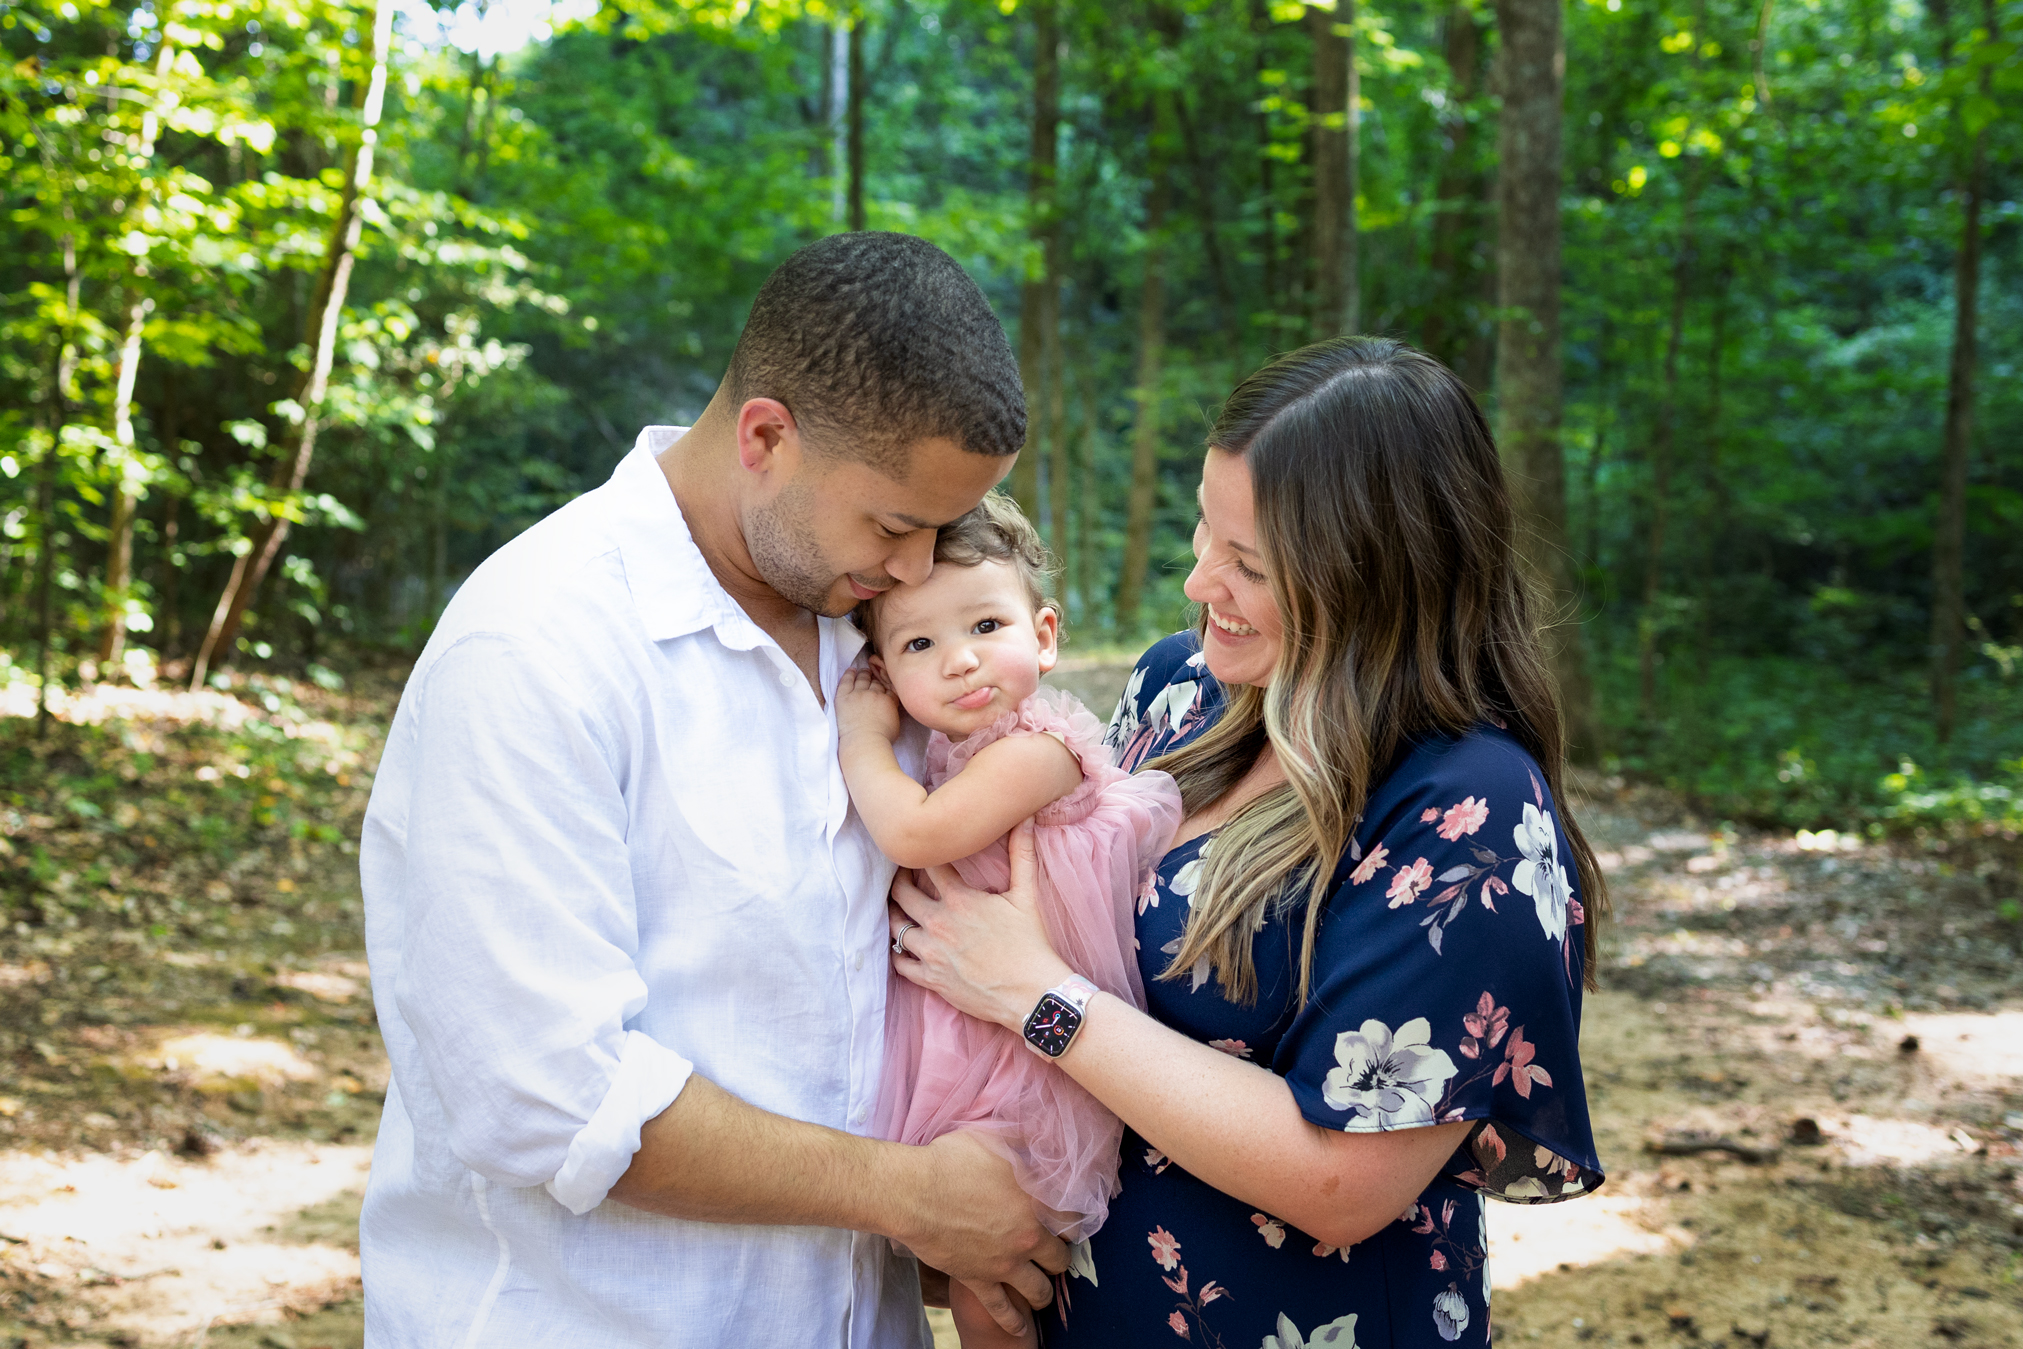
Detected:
left=0, top=662, right=2017, bottom=1348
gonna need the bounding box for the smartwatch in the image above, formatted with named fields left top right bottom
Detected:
left=1022, top=975, right=1100, bottom=1059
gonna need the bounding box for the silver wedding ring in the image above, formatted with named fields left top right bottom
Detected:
left=892, top=922, right=920, bottom=957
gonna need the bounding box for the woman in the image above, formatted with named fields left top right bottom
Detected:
left=889, top=337, right=1607, bottom=1347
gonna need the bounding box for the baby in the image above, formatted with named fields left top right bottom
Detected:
left=837, top=494, right=1182, bottom=1348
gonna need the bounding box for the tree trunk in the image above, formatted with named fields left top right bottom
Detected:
left=98, top=293, right=152, bottom=669
left=1637, top=166, right=1703, bottom=723
left=847, top=17, right=866, bottom=231
left=190, top=0, right=394, bottom=690
left=1012, top=0, right=1061, bottom=520
left=1043, top=274, right=1069, bottom=557
left=1930, top=0, right=1993, bottom=744
left=159, top=489, right=181, bottom=657
left=1423, top=2, right=1484, bottom=371
left=98, top=36, right=177, bottom=670
left=1752, top=0, right=1777, bottom=108
left=1254, top=0, right=1283, bottom=330
left=1585, top=381, right=1610, bottom=572
left=1308, top=1, right=1358, bottom=338
left=1693, top=264, right=1731, bottom=683
left=1114, top=129, right=1173, bottom=637
left=1176, top=91, right=1242, bottom=368
left=829, top=20, right=849, bottom=225
left=1493, top=0, right=1599, bottom=761
left=1077, top=360, right=1101, bottom=628
left=35, top=226, right=83, bottom=737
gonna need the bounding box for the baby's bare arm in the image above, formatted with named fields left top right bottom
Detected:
left=841, top=730, right=1081, bottom=869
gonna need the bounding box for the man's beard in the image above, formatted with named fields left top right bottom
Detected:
left=745, top=479, right=852, bottom=616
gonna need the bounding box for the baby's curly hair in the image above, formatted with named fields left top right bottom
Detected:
left=858, top=492, right=1059, bottom=650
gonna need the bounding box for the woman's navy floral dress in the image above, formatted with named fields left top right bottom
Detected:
left=1042, top=633, right=1605, bottom=1349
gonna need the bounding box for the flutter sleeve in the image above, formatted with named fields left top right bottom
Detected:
left=1269, top=729, right=1606, bottom=1204
left=1104, top=631, right=1221, bottom=771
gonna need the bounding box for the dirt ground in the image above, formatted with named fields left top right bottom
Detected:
left=2, top=666, right=2017, bottom=1348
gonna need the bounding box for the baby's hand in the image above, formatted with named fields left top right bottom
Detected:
left=837, top=667, right=902, bottom=745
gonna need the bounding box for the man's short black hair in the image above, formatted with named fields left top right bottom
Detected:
left=724, top=232, right=1026, bottom=472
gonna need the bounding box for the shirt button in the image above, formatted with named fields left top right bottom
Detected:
left=852, top=951, right=865, bottom=971
left=779, top=669, right=795, bottom=687
left=851, top=1108, right=868, bottom=1127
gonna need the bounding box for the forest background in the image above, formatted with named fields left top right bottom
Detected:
left=2, top=0, right=2021, bottom=834
left=1, top=2, right=2021, bottom=1344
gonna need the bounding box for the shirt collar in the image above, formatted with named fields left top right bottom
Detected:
left=608, top=427, right=731, bottom=644
left=610, top=427, right=870, bottom=673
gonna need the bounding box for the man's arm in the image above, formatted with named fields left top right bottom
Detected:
left=394, top=637, right=1061, bottom=1336
left=611, top=1076, right=1064, bottom=1333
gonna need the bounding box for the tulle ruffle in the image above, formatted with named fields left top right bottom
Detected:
left=878, top=687, right=1183, bottom=1242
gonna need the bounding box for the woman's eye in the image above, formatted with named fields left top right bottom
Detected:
left=973, top=618, right=1001, bottom=635
left=1235, top=560, right=1267, bottom=585
left=905, top=637, right=932, bottom=653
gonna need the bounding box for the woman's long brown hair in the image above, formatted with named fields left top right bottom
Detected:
left=1149, top=336, right=1608, bottom=1004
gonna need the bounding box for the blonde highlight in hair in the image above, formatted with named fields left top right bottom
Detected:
left=1149, top=337, right=1608, bottom=1006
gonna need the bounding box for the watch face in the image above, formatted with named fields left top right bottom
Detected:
left=1023, top=993, right=1083, bottom=1058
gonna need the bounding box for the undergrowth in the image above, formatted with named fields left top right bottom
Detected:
left=1599, top=652, right=2023, bottom=838
left=0, top=667, right=389, bottom=942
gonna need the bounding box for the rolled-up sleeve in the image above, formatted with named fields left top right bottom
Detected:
left=392, top=632, right=692, bottom=1209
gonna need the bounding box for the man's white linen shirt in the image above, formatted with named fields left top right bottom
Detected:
left=359, top=428, right=929, bottom=1348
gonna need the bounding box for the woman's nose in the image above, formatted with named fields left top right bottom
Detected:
left=1182, top=555, right=1221, bottom=606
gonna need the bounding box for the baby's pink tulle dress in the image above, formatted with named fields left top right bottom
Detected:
left=875, top=687, right=1183, bottom=1243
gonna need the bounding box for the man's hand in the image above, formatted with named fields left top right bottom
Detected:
left=889, top=1131, right=1066, bottom=1337
left=836, top=667, right=902, bottom=746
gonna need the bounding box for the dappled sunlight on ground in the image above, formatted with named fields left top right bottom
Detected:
left=1, top=674, right=2015, bottom=1346
left=150, top=1033, right=322, bottom=1089
left=0, top=1139, right=367, bottom=1346
left=1488, top=1194, right=1683, bottom=1287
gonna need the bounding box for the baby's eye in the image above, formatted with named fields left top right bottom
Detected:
left=973, top=618, right=1002, bottom=635
left=905, top=637, right=933, bottom=654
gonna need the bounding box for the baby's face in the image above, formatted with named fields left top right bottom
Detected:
left=870, top=558, right=1059, bottom=738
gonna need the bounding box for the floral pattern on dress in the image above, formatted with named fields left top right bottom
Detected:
left=1041, top=633, right=1604, bottom=1349
left=1322, top=1018, right=1459, bottom=1131
left=1262, top=1313, right=1361, bottom=1348
left=1340, top=769, right=1586, bottom=977
left=1107, top=648, right=1217, bottom=770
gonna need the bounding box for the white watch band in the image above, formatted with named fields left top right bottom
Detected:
left=1053, top=974, right=1098, bottom=1011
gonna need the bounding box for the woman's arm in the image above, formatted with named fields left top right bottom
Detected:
left=889, top=823, right=1469, bottom=1248
left=837, top=671, right=1081, bottom=869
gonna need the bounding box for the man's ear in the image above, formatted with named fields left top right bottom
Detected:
left=734, top=398, right=801, bottom=476
left=1034, top=606, right=1061, bottom=675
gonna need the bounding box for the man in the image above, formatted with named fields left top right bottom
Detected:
left=359, top=232, right=1066, bottom=1346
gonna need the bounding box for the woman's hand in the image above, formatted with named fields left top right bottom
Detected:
left=889, top=821, right=1073, bottom=1032
left=836, top=666, right=901, bottom=746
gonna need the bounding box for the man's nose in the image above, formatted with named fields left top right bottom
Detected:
left=888, top=530, right=935, bottom=587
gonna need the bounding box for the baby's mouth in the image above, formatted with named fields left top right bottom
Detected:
left=952, top=686, right=996, bottom=711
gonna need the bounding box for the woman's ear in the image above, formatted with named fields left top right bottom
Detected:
left=1034, top=606, right=1062, bottom=675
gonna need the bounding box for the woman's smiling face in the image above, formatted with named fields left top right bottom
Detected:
left=1184, top=448, right=1284, bottom=688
